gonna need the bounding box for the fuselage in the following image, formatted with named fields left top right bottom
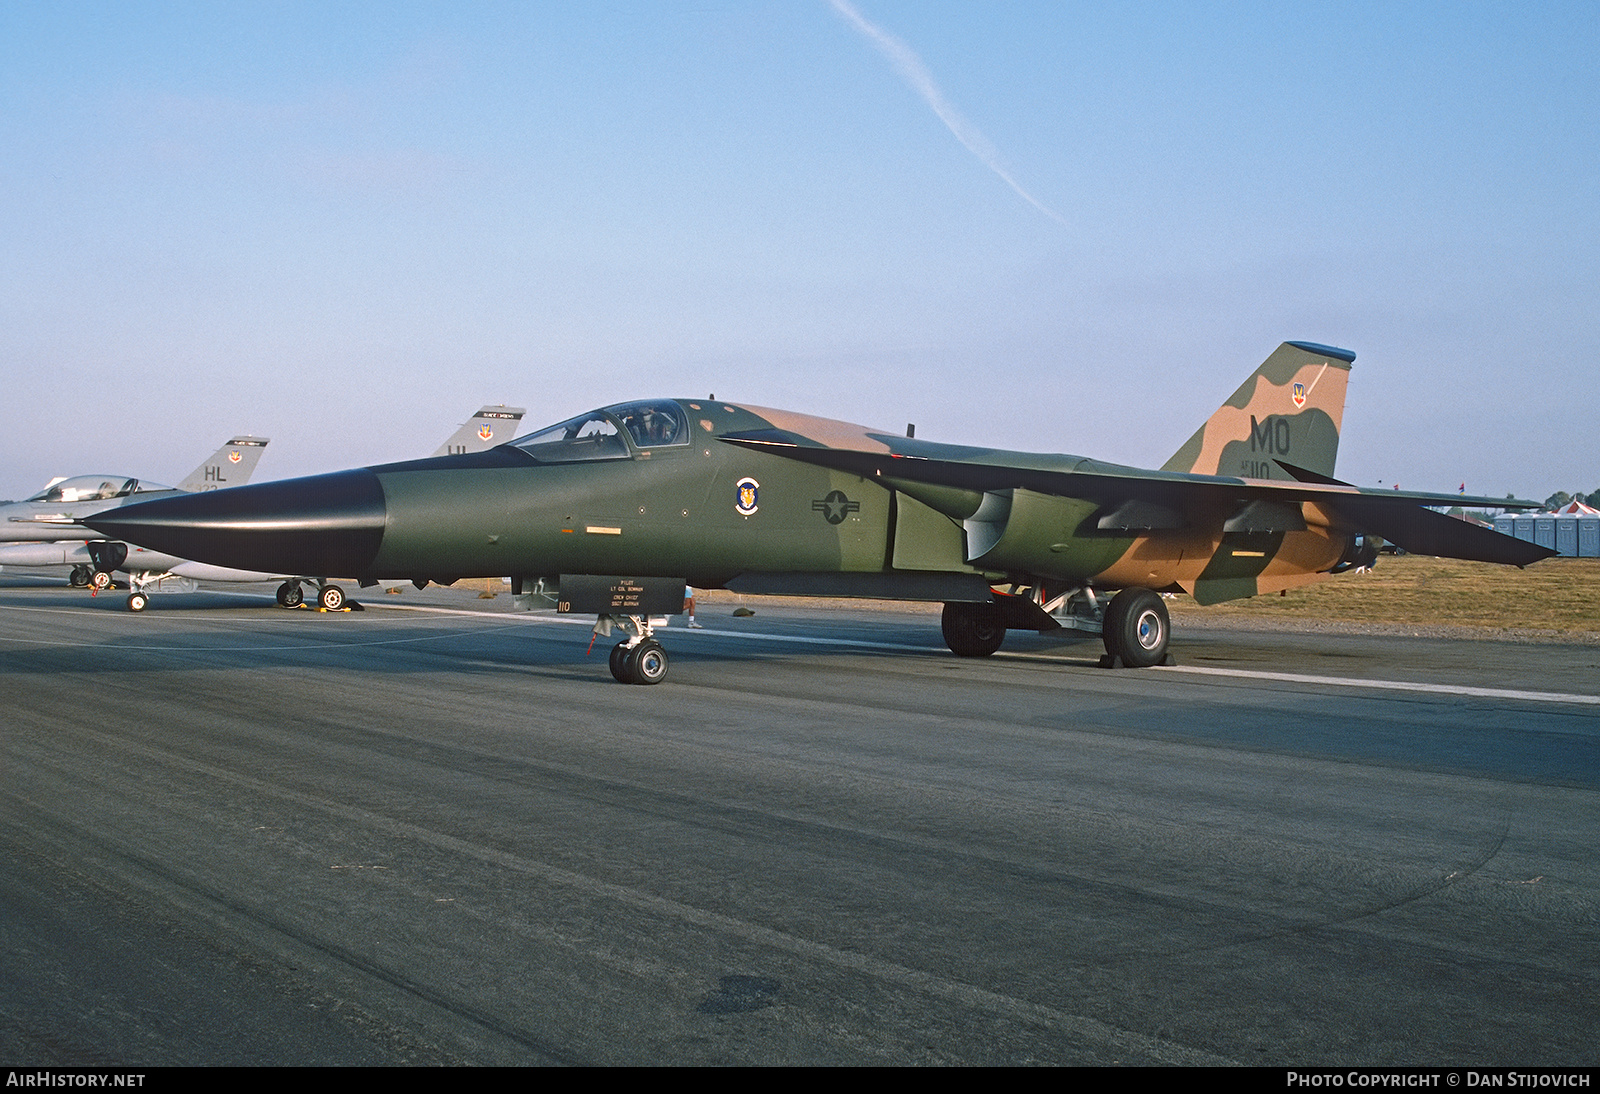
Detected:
left=83, top=398, right=1351, bottom=603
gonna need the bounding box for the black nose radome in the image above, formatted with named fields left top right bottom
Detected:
left=83, top=469, right=387, bottom=577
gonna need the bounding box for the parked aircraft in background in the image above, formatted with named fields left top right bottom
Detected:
left=87, top=343, right=1552, bottom=679
left=88, top=405, right=526, bottom=611
left=0, top=437, right=269, bottom=587
left=433, top=405, right=526, bottom=457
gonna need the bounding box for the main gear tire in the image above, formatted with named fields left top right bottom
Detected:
left=941, top=602, right=1007, bottom=657
left=318, top=584, right=345, bottom=611
left=1102, top=588, right=1170, bottom=668
left=277, top=582, right=303, bottom=608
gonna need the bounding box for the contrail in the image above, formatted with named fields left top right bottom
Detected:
left=827, top=0, right=1067, bottom=227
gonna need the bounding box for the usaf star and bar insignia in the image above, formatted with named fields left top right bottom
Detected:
left=812, top=490, right=860, bottom=525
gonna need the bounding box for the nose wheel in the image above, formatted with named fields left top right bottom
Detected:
left=594, top=613, right=673, bottom=684
left=609, top=639, right=669, bottom=684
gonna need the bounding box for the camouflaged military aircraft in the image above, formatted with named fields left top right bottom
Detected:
left=84, top=341, right=1552, bottom=683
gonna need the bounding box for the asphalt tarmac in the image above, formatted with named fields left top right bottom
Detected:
left=1, top=574, right=1597, bottom=1065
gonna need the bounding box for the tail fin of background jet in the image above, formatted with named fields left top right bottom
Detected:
left=1162, top=341, right=1354, bottom=481
left=432, top=405, right=527, bottom=457
left=177, top=436, right=270, bottom=492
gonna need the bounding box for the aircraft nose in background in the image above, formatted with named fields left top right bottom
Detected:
left=82, top=469, right=388, bottom=577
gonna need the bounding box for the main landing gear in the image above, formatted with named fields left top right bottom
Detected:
left=69, top=565, right=93, bottom=588
left=941, top=602, right=1007, bottom=657
left=939, top=585, right=1174, bottom=668
left=595, top=614, right=671, bottom=684
left=1097, top=588, right=1171, bottom=669
left=275, top=580, right=353, bottom=611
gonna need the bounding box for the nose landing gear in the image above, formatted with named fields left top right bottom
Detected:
left=595, top=614, right=671, bottom=684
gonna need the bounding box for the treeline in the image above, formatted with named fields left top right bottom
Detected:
left=1540, top=490, right=1600, bottom=510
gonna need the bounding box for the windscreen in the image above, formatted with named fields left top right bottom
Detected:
left=27, top=476, right=138, bottom=503
left=509, top=401, right=688, bottom=462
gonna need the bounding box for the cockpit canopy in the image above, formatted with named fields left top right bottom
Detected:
left=26, top=476, right=172, bottom=503
left=509, top=400, right=689, bottom=463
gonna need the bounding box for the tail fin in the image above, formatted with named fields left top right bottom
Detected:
left=177, top=436, right=270, bottom=492
left=432, top=405, right=527, bottom=457
left=1162, top=341, right=1353, bottom=480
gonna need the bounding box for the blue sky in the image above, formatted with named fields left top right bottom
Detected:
left=3, top=1, right=1595, bottom=501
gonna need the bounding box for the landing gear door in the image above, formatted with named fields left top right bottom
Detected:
left=556, top=574, right=686, bottom=616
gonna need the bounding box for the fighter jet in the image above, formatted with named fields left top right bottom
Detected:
left=85, top=343, right=1552, bottom=681
left=89, top=404, right=526, bottom=611
left=0, top=436, right=269, bottom=587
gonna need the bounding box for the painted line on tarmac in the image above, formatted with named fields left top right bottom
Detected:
left=1154, top=664, right=1600, bottom=706
left=30, top=593, right=1578, bottom=707
left=371, top=603, right=1600, bottom=706
left=368, top=601, right=945, bottom=650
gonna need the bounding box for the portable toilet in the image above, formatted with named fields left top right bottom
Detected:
left=1580, top=517, right=1600, bottom=558
left=1556, top=517, right=1579, bottom=557
left=1534, top=517, right=1557, bottom=550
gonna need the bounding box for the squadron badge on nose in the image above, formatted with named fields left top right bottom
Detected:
left=735, top=477, right=760, bottom=516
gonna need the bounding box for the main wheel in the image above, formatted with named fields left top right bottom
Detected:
left=277, top=582, right=303, bottom=608
left=609, top=641, right=632, bottom=683
left=126, top=592, right=148, bottom=612
left=1102, top=588, right=1170, bottom=668
left=941, top=602, right=1007, bottom=657
left=630, top=640, right=669, bottom=684
left=91, top=570, right=112, bottom=589
left=70, top=566, right=92, bottom=588
left=318, top=585, right=345, bottom=611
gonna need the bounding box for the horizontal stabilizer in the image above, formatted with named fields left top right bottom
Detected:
left=1323, top=497, right=1556, bottom=566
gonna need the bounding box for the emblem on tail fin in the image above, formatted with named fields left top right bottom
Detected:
left=1161, top=341, right=1354, bottom=481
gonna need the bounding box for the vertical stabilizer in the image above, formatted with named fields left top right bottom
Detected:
left=1162, top=341, right=1353, bottom=480
left=433, top=405, right=527, bottom=457
left=178, top=436, right=270, bottom=492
